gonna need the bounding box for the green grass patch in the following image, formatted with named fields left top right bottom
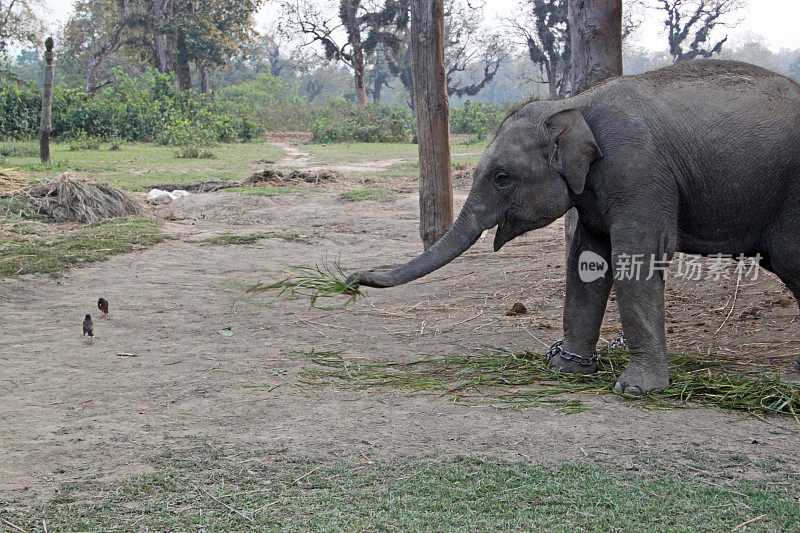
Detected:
left=338, top=188, right=395, bottom=202
left=297, top=348, right=800, bottom=417
left=0, top=217, right=165, bottom=276
left=3, top=446, right=798, bottom=531
left=202, top=232, right=301, bottom=245
left=225, top=186, right=303, bottom=197
left=0, top=142, right=285, bottom=191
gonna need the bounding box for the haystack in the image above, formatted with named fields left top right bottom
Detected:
left=0, top=168, right=30, bottom=198
left=23, top=171, right=140, bottom=223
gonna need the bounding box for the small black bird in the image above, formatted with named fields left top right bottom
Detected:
left=97, top=297, right=109, bottom=317
left=83, top=314, right=94, bottom=338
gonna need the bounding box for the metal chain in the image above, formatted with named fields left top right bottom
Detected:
left=546, top=340, right=598, bottom=367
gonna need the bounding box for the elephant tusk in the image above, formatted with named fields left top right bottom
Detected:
left=478, top=228, right=491, bottom=243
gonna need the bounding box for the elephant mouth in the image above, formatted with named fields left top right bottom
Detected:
left=493, top=212, right=513, bottom=252
left=494, top=212, right=553, bottom=252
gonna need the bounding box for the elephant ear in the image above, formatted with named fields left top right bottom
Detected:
left=544, top=108, right=603, bottom=195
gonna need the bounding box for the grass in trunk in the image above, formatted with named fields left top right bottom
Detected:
left=246, top=261, right=362, bottom=309
left=297, top=348, right=800, bottom=417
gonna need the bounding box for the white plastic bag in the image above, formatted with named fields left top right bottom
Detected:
left=146, top=188, right=189, bottom=204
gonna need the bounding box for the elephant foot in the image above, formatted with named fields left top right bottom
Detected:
left=614, top=361, right=669, bottom=396
left=547, top=342, right=598, bottom=375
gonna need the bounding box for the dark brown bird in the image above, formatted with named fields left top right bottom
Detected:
left=97, top=297, right=109, bottom=317
left=82, top=314, right=94, bottom=338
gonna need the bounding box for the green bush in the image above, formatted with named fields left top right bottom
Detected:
left=450, top=100, right=509, bottom=140
left=311, top=104, right=413, bottom=143
left=0, top=69, right=263, bottom=144
left=216, top=73, right=316, bottom=132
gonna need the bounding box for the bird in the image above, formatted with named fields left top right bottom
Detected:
left=97, top=297, right=109, bottom=317
left=82, top=314, right=94, bottom=339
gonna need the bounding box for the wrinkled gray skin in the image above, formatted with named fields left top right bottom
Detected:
left=349, top=59, right=800, bottom=394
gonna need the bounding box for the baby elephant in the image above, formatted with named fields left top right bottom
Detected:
left=350, top=59, right=800, bottom=395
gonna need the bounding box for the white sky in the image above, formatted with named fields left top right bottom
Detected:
left=39, top=0, right=800, bottom=53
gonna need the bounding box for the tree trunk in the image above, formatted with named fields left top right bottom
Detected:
left=153, top=0, right=169, bottom=73
left=175, top=32, right=192, bottom=91
left=198, top=62, right=211, bottom=101
left=340, top=0, right=368, bottom=111
left=352, top=55, right=368, bottom=111
left=565, top=0, right=622, bottom=257
left=411, top=0, right=453, bottom=250
left=40, top=37, right=55, bottom=164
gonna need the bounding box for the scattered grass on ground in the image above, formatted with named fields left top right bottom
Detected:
left=0, top=217, right=165, bottom=276
left=224, top=186, right=304, bottom=197
left=338, top=188, right=396, bottom=202
left=201, top=232, right=302, bottom=245
left=2, top=445, right=798, bottom=531
left=247, top=261, right=361, bottom=309
left=295, top=348, right=800, bottom=417
left=0, top=142, right=285, bottom=191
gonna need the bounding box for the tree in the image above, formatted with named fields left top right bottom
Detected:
left=510, top=0, right=571, bottom=100
left=61, top=0, right=261, bottom=93
left=651, top=0, right=744, bottom=61
left=564, top=0, right=622, bottom=254
left=366, top=0, right=506, bottom=110
left=411, top=0, right=452, bottom=250
left=0, top=0, right=44, bottom=59
left=280, top=0, right=386, bottom=110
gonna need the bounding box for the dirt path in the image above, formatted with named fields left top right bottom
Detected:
left=271, top=141, right=406, bottom=173
left=2, top=188, right=800, bottom=503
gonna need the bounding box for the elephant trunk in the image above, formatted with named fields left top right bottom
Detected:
left=349, top=196, right=494, bottom=288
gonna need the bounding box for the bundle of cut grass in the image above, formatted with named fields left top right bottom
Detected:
left=23, top=171, right=140, bottom=223
left=247, top=261, right=362, bottom=309
left=298, top=348, right=800, bottom=417
left=0, top=168, right=30, bottom=198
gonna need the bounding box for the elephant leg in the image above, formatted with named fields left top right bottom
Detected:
left=610, top=224, right=675, bottom=395
left=550, top=220, right=613, bottom=375
left=763, top=224, right=800, bottom=371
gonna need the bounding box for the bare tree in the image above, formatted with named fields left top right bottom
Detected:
left=366, top=0, right=506, bottom=110
left=509, top=0, right=571, bottom=100
left=280, top=0, right=374, bottom=110
left=651, top=0, right=744, bottom=61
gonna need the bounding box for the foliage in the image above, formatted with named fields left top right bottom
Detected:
left=0, top=69, right=263, bottom=143
left=0, top=0, right=44, bottom=59
left=215, top=73, right=316, bottom=131
left=450, top=100, right=508, bottom=139
left=311, top=103, right=413, bottom=143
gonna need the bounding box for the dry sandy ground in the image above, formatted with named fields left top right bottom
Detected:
left=2, top=179, right=800, bottom=504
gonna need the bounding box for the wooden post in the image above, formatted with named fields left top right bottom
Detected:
left=40, top=37, right=55, bottom=164
left=411, top=0, right=453, bottom=250
left=565, top=0, right=622, bottom=255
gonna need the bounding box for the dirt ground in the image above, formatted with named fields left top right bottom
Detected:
left=2, top=146, right=800, bottom=504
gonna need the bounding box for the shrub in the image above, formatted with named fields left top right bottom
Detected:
left=450, top=100, right=507, bottom=140
left=311, top=104, right=413, bottom=143
left=0, top=69, right=263, bottom=144
left=215, top=73, right=316, bottom=132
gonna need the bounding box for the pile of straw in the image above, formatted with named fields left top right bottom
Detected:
left=0, top=168, right=30, bottom=198
left=23, top=171, right=140, bottom=223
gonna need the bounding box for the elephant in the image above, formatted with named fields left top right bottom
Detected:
left=348, top=59, right=800, bottom=395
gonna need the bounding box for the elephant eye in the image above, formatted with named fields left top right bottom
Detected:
left=494, top=172, right=514, bottom=190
